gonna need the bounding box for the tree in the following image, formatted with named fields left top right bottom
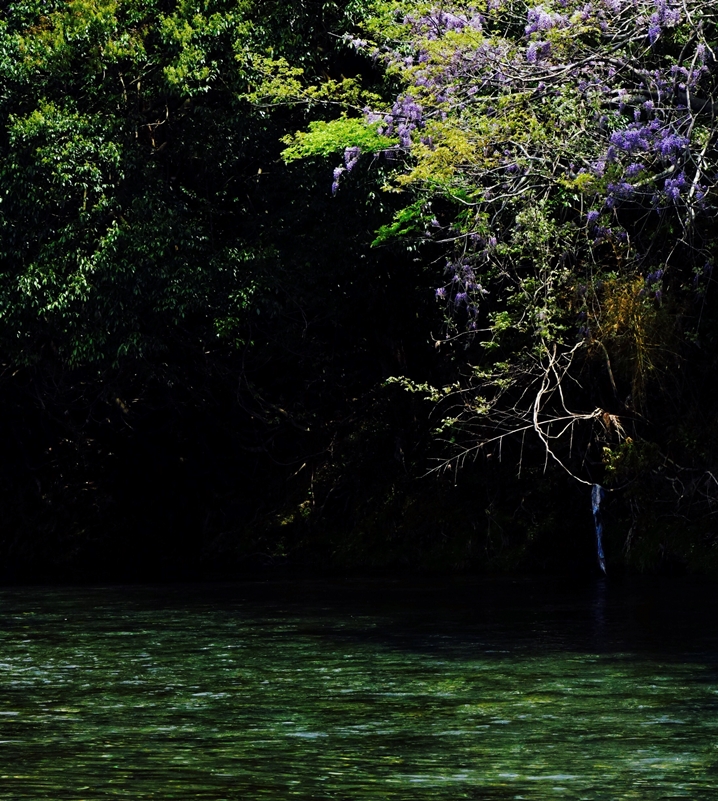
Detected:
left=282, top=0, right=718, bottom=568
left=1, top=0, right=433, bottom=577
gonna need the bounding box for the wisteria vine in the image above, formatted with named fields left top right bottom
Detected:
left=313, top=0, right=718, bottom=499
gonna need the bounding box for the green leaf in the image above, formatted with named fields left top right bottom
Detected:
left=282, top=117, right=397, bottom=162
left=371, top=200, right=430, bottom=246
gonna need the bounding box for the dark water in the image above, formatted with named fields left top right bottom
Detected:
left=1, top=577, right=718, bottom=799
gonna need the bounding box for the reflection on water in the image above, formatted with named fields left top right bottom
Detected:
left=0, top=577, right=717, bottom=799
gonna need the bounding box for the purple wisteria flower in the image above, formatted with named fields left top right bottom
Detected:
left=344, top=146, right=361, bottom=172
left=655, top=131, right=690, bottom=162
left=331, top=166, right=345, bottom=195
left=664, top=171, right=687, bottom=201
left=395, top=95, right=423, bottom=123
left=408, top=9, right=483, bottom=39
left=648, top=19, right=661, bottom=43
left=610, top=127, right=651, bottom=153
left=591, top=224, right=612, bottom=243
left=605, top=123, right=691, bottom=191
left=397, top=124, right=412, bottom=147
left=378, top=94, right=425, bottom=147
left=607, top=181, right=635, bottom=199
left=525, top=5, right=568, bottom=35
left=648, top=0, right=682, bottom=43
left=526, top=41, right=551, bottom=63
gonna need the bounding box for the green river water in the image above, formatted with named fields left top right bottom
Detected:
left=1, top=578, right=717, bottom=799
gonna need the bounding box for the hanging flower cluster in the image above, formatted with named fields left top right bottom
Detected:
left=329, top=0, right=715, bottom=337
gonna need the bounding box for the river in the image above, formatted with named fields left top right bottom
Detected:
left=1, top=577, right=717, bottom=799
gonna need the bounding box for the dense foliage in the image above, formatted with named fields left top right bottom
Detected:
left=2, top=0, right=718, bottom=579
left=280, top=0, right=718, bottom=570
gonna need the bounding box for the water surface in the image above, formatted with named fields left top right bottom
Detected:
left=1, top=578, right=717, bottom=799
